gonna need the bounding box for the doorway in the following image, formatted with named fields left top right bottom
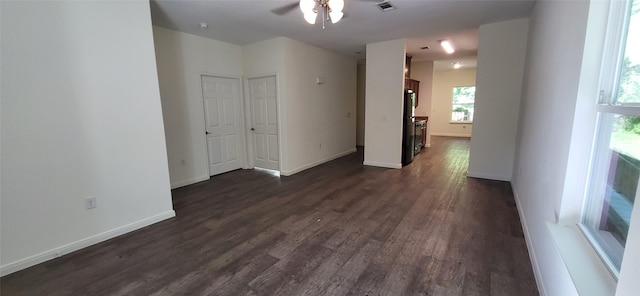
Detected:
left=201, top=75, right=246, bottom=176
left=247, top=75, right=279, bottom=171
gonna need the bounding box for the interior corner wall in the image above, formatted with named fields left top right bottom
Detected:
left=467, top=18, right=529, bottom=182
left=243, top=37, right=357, bottom=176
left=356, top=63, right=366, bottom=146
left=430, top=68, right=476, bottom=137
left=280, top=38, right=357, bottom=175
left=1, top=1, right=174, bottom=275
left=511, top=1, right=590, bottom=295
left=363, top=39, right=406, bottom=169
left=153, top=26, right=243, bottom=188
left=242, top=37, right=288, bottom=171
left=411, top=61, right=434, bottom=147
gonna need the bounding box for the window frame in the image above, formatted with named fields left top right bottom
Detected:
left=580, top=0, right=640, bottom=279
left=450, top=85, right=476, bottom=123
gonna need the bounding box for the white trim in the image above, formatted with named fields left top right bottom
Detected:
left=430, top=133, right=472, bottom=138
left=363, top=160, right=402, bottom=169
left=275, top=73, right=284, bottom=173
left=595, top=104, right=640, bottom=116
left=597, top=0, right=630, bottom=104
left=547, top=223, right=617, bottom=296
left=171, top=175, right=210, bottom=189
left=244, top=73, right=282, bottom=172
left=200, top=75, right=248, bottom=176
left=244, top=73, right=280, bottom=80
left=0, top=211, right=176, bottom=277
left=512, top=182, right=548, bottom=296
left=280, top=148, right=357, bottom=176
left=449, top=121, right=473, bottom=124
left=467, top=171, right=510, bottom=181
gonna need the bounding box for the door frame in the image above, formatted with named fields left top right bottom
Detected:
left=243, top=73, right=283, bottom=172
left=200, top=74, right=249, bottom=176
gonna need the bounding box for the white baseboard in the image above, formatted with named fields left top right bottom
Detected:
left=280, top=148, right=357, bottom=176
left=467, top=171, right=511, bottom=181
left=430, top=133, right=472, bottom=138
left=362, top=160, right=402, bottom=169
left=0, top=210, right=176, bottom=277
left=171, top=175, right=209, bottom=189
left=425, top=143, right=431, bottom=148
left=511, top=182, right=548, bottom=296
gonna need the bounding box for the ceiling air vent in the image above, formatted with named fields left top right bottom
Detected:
left=376, top=1, right=396, bottom=12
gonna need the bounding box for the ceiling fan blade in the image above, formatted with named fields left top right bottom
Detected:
left=271, top=2, right=299, bottom=16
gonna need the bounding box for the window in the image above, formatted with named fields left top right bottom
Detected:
left=581, top=0, right=640, bottom=276
left=451, top=86, right=475, bottom=122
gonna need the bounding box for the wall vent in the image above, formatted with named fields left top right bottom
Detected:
left=376, top=1, right=396, bottom=12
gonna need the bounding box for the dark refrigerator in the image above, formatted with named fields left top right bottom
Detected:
left=402, top=89, right=416, bottom=166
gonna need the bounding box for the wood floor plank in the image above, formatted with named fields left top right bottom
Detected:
left=284, top=220, right=383, bottom=296
left=0, top=137, right=538, bottom=296
left=247, top=227, right=338, bottom=295
left=320, top=239, right=383, bottom=296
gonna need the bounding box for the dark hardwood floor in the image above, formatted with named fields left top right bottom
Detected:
left=1, top=137, right=539, bottom=296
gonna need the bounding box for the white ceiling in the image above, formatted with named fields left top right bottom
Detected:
left=433, top=56, right=478, bottom=71
left=150, top=0, right=534, bottom=60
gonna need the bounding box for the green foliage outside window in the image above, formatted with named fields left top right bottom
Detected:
left=451, top=86, right=475, bottom=122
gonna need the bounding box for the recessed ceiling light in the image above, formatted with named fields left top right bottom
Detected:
left=199, top=23, right=208, bottom=29
left=439, top=40, right=455, bottom=54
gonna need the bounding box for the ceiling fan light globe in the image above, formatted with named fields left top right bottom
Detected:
left=304, top=11, right=317, bottom=24
left=330, top=0, right=344, bottom=12
left=330, top=11, right=343, bottom=23
left=300, top=0, right=316, bottom=14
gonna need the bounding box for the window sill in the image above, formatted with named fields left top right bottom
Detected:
left=449, top=121, right=472, bottom=124
left=547, top=222, right=617, bottom=296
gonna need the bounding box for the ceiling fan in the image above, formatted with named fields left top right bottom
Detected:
left=271, top=0, right=389, bottom=15
left=273, top=0, right=384, bottom=29
left=272, top=0, right=345, bottom=29
left=272, top=0, right=384, bottom=14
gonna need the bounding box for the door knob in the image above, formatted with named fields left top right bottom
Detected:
left=251, top=128, right=255, bottom=131
left=206, top=131, right=211, bottom=135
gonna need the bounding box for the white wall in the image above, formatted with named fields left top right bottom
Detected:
left=153, top=27, right=243, bottom=188
left=243, top=37, right=288, bottom=171
left=512, top=1, right=590, bottom=295
left=430, top=68, right=476, bottom=137
left=412, top=61, right=434, bottom=147
left=363, top=39, right=406, bottom=169
left=243, top=37, right=286, bottom=77
left=515, top=1, right=640, bottom=295
left=243, top=37, right=357, bottom=176
left=1, top=1, right=174, bottom=275
left=468, top=18, right=529, bottom=181
left=280, top=38, right=357, bottom=175
left=356, top=63, right=366, bottom=146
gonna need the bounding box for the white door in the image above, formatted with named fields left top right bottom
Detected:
left=202, top=76, right=245, bottom=176
left=248, top=76, right=279, bottom=171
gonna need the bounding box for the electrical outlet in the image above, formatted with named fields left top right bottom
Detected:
left=85, top=196, right=97, bottom=210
